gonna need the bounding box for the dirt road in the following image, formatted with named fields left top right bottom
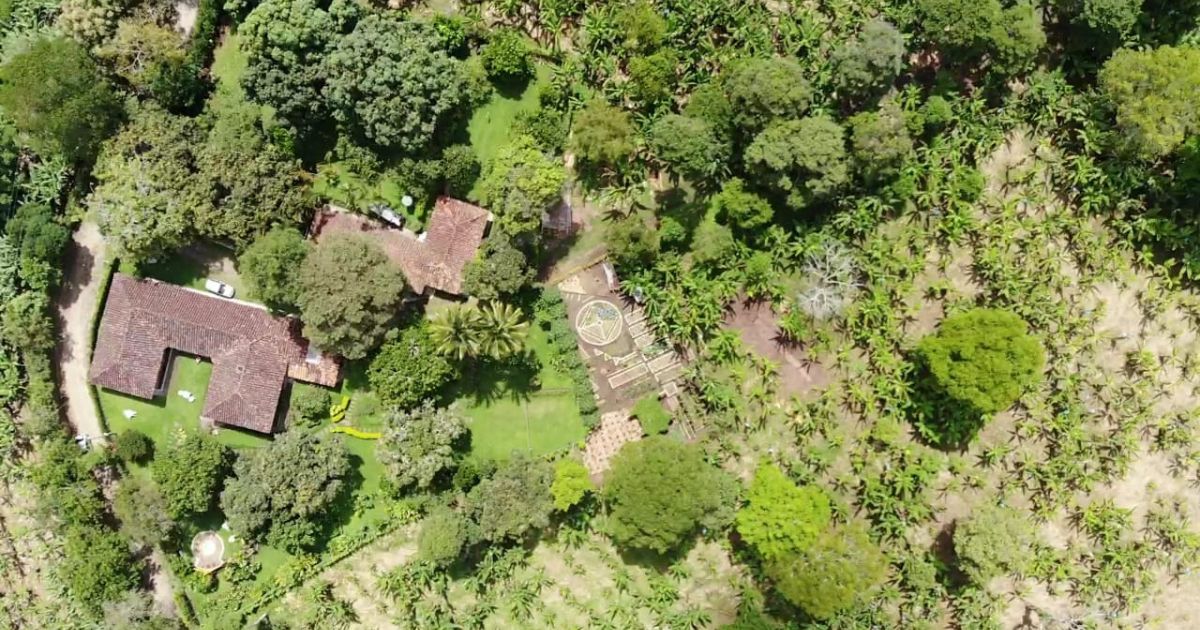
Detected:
left=52, top=221, right=107, bottom=441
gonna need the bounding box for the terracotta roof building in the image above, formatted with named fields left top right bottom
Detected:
left=89, top=274, right=341, bottom=434
left=310, top=196, right=491, bottom=296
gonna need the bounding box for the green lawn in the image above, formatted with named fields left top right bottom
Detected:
left=453, top=326, right=587, bottom=462
left=210, top=30, right=249, bottom=111
left=99, top=355, right=271, bottom=451
left=467, top=63, right=551, bottom=195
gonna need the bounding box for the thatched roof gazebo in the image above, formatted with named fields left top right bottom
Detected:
left=191, top=531, right=226, bottom=574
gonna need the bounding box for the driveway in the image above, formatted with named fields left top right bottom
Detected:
left=52, top=221, right=107, bottom=440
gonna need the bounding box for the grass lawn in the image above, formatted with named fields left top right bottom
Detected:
left=210, top=30, right=249, bottom=110
left=453, top=326, right=587, bottom=462
left=99, top=355, right=271, bottom=451
left=467, top=64, right=551, bottom=196
left=311, top=163, right=429, bottom=230
left=138, top=244, right=248, bottom=299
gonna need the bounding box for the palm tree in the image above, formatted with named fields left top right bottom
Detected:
left=476, top=302, right=530, bottom=360
left=429, top=305, right=482, bottom=360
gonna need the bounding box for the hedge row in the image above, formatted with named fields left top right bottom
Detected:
left=533, top=288, right=599, bottom=428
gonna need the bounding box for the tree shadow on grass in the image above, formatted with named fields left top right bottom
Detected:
left=444, top=350, right=543, bottom=408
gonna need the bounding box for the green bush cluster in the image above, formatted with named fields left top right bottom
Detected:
left=632, top=394, right=670, bottom=434
left=534, top=288, right=599, bottom=428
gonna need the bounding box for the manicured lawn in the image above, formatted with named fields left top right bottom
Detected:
left=210, top=30, right=249, bottom=109
left=453, top=327, right=587, bottom=462
left=99, top=355, right=271, bottom=451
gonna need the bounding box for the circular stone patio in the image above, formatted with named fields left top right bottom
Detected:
left=191, top=531, right=226, bottom=573
left=575, top=299, right=623, bottom=346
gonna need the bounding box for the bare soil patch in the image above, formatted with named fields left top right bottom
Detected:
left=722, top=299, right=831, bottom=398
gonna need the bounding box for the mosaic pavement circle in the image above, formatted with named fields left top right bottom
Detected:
left=575, top=299, right=623, bottom=346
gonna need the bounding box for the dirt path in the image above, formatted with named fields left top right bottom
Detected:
left=52, top=220, right=107, bottom=441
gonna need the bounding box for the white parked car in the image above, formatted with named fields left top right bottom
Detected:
left=204, top=279, right=235, bottom=298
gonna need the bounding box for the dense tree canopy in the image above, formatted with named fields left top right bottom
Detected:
left=297, top=235, right=405, bottom=359
left=735, top=464, right=831, bottom=561
left=570, top=99, right=636, bottom=168
left=324, top=17, right=470, bottom=152
left=239, top=227, right=310, bottom=312
left=832, top=18, right=906, bottom=100
left=417, top=506, right=471, bottom=566
left=60, top=525, right=141, bottom=613
left=0, top=36, right=121, bottom=162
left=745, top=116, right=849, bottom=209
left=1099, top=46, right=1200, bottom=159
left=89, top=106, right=210, bottom=264
left=478, top=135, right=567, bottom=236
left=368, top=326, right=456, bottom=410
left=151, top=434, right=231, bottom=519
left=767, top=524, right=888, bottom=620
left=954, top=504, right=1038, bottom=583
left=221, top=431, right=352, bottom=552
left=711, top=178, right=773, bottom=231
left=603, top=436, right=738, bottom=553
left=113, top=476, right=174, bottom=548
left=551, top=457, right=595, bottom=511
left=648, top=114, right=730, bottom=182
left=241, top=0, right=335, bottom=130
left=918, top=308, right=1045, bottom=414
left=467, top=455, right=555, bottom=542
left=724, top=57, right=812, bottom=132
left=461, top=237, right=534, bottom=300
left=377, top=402, right=467, bottom=490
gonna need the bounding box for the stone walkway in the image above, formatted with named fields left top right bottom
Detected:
left=52, top=221, right=107, bottom=441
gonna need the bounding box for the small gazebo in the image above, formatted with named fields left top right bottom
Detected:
left=191, top=531, right=226, bottom=574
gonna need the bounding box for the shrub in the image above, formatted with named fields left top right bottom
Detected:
left=417, top=506, right=470, bottom=566
left=289, top=384, right=331, bottom=428
left=632, top=395, right=670, bottom=435
left=113, top=430, right=153, bottom=463
left=954, top=504, right=1037, bottom=584
left=481, top=29, right=533, bottom=82
left=551, top=457, right=595, bottom=511
left=918, top=308, right=1045, bottom=414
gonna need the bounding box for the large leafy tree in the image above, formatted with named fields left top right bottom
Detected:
left=569, top=99, right=636, bottom=168
left=918, top=0, right=1045, bottom=76
left=467, top=455, right=555, bottom=542
left=238, top=227, right=310, bottom=312
left=59, top=525, right=141, bottom=613
left=648, top=114, right=730, bottom=182
left=220, top=431, right=352, bottom=552
left=377, top=402, right=467, bottom=490
left=723, top=57, right=812, bottom=132
left=113, top=476, right=175, bottom=548
left=745, top=116, right=849, bottom=209
left=478, top=135, right=567, bottom=237
left=461, top=237, right=534, bottom=301
left=849, top=100, right=914, bottom=184
left=917, top=308, right=1045, bottom=415
left=1099, top=45, right=1200, bottom=159
left=767, top=524, right=888, bottom=620
left=954, top=504, right=1038, bottom=584
left=368, top=326, right=456, bottom=410
left=551, top=457, right=595, bottom=511
left=197, top=102, right=312, bottom=246
left=241, top=0, right=336, bottom=130
left=97, top=20, right=187, bottom=95
left=710, top=178, right=773, bottom=231
left=324, top=16, right=470, bottom=152
left=297, top=234, right=405, bottom=359
left=151, top=434, right=231, bottom=519
left=603, top=436, right=738, bottom=554
left=832, top=18, right=906, bottom=101
left=417, top=506, right=471, bottom=566
left=735, top=464, right=831, bottom=561
left=89, top=106, right=213, bottom=265
left=0, top=36, right=121, bottom=162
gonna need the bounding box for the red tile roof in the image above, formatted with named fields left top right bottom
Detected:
left=310, top=196, right=490, bottom=296
left=89, top=274, right=341, bottom=434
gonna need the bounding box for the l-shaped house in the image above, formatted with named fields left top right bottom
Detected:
left=89, top=274, right=342, bottom=434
